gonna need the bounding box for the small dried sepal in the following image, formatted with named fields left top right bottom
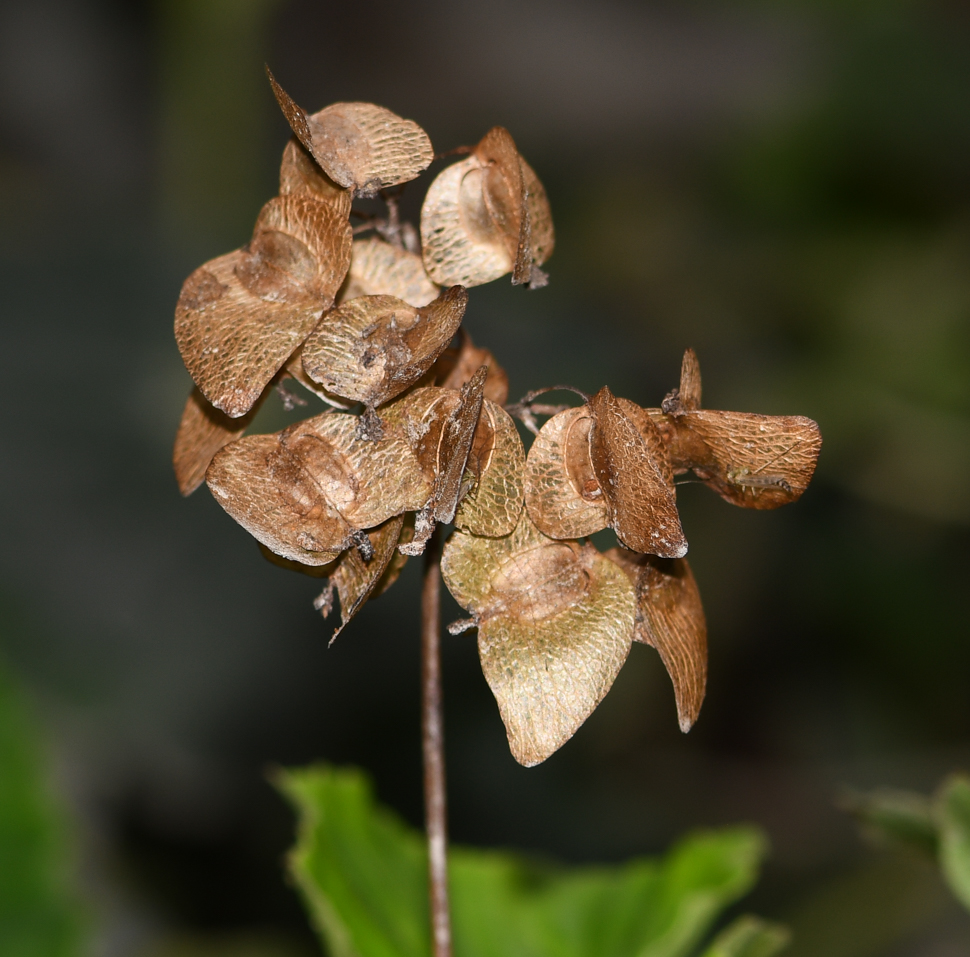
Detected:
left=588, top=387, right=687, bottom=558
left=524, top=406, right=608, bottom=539
left=300, top=286, right=468, bottom=408
left=173, top=386, right=266, bottom=496
left=657, top=350, right=822, bottom=509
left=206, top=434, right=352, bottom=565
left=421, top=127, right=554, bottom=288
left=431, top=328, right=509, bottom=405
left=175, top=175, right=352, bottom=418
left=606, top=548, right=707, bottom=733
left=267, top=68, right=433, bottom=195
left=322, top=515, right=406, bottom=644
left=342, top=237, right=439, bottom=307
left=441, top=513, right=635, bottom=766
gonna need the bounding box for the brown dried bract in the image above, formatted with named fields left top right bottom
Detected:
left=420, top=128, right=554, bottom=288
left=657, top=350, right=822, bottom=509
left=397, top=369, right=489, bottom=554
left=267, top=68, right=433, bottom=195
left=525, top=406, right=609, bottom=540
left=342, top=237, right=439, bottom=307
left=318, top=515, right=406, bottom=643
left=206, top=434, right=353, bottom=565
left=606, top=548, right=707, bottom=733
left=175, top=178, right=352, bottom=418
left=441, top=512, right=635, bottom=766
left=454, top=399, right=525, bottom=537
left=301, top=286, right=468, bottom=408
left=431, top=328, right=509, bottom=405
left=173, top=385, right=267, bottom=496
left=588, top=387, right=687, bottom=558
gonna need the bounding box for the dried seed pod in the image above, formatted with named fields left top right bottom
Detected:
left=206, top=434, right=353, bottom=565
left=301, top=286, right=468, bottom=408
left=606, top=548, right=707, bottom=733
left=421, top=127, right=554, bottom=288
left=342, top=237, right=439, bottom=307
left=173, top=385, right=267, bottom=496
left=397, top=369, right=489, bottom=554
left=175, top=183, right=352, bottom=418
left=267, top=69, right=433, bottom=195
left=432, top=328, right=509, bottom=405
left=278, top=410, right=431, bottom=529
left=670, top=410, right=821, bottom=509
left=656, top=350, right=822, bottom=509
left=441, top=512, right=636, bottom=766
left=454, top=400, right=525, bottom=537
left=320, top=515, right=406, bottom=643
left=525, top=406, right=609, bottom=539
left=588, top=387, right=687, bottom=558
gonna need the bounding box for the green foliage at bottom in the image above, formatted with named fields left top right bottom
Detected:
left=848, top=772, right=970, bottom=913
left=0, top=660, right=84, bottom=957
left=276, top=765, right=785, bottom=957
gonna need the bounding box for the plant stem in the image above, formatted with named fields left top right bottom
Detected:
left=421, top=526, right=451, bottom=957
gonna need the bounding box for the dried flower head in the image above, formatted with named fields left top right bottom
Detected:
left=173, top=79, right=821, bottom=767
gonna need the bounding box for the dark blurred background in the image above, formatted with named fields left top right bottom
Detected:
left=2, top=1, right=970, bottom=954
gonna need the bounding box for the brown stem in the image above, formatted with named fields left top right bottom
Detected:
left=421, top=526, right=451, bottom=957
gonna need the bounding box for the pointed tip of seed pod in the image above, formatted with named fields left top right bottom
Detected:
left=678, top=714, right=696, bottom=734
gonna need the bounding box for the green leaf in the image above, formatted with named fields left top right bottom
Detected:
left=698, top=915, right=790, bottom=957
left=937, top=773, right=970, bottom=912
left=842, top=786, right=939, bottom=856
left=0, top=659, right=85, bottom=957
left=277, top=764, right=769, bottom=957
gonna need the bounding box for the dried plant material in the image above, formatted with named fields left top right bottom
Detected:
left=283, top=346, right=354, bottom=409
left=343, top=237, right=439, bottom=307
left=173, top=386, right=266, bottom=496
left=524, top=407, right=609, bottom=540
left=278, top=410, right=431, bottom=530
left=475, top=127, right=554, bottom=287
left=671, top=410, right=821, bottom=509
left=454, top=400, right=525, bottom=537
left=588, top=387, right=687, bottom=558
left=606, top=548, right=707, bottom=733
left=654, top=350, right=822, bottom=509
left=397, top=369, right=488, bottom=555
left=432, top=328, right=509, bottom=405
left=421, top=156, right=512, bottom=287
left=421, top=128, right=554, bottom=288
left=661, top=347, right=702, bottom=416
left=207, top=434, right=353, bottom=565
left=319, top=515, right=406, bottom=643
left=267, top=69, right=433, bottom=195
left=175, top=251, right=328, bottom=417
left=441, top=513, right=636, bottom=766
left=175, top=183, right=352, bottom=418
left=301, top=286, right=468, bottom=408
left=279, top=137, right=346, bottom=201
left=258, top=543, right=337, bottom=577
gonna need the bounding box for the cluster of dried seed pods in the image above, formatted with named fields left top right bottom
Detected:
left=173, top=77, right=821, bottom=769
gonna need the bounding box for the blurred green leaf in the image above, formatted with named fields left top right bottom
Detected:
left=277, top=764, right=772, bottom=957
left=698, top=915, right=790, bottom=957
left=937, top=774, right=970, bottom=911
left=0, top=659, right=84, bottom=957
left=842, top=786, right=938, bottom=856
